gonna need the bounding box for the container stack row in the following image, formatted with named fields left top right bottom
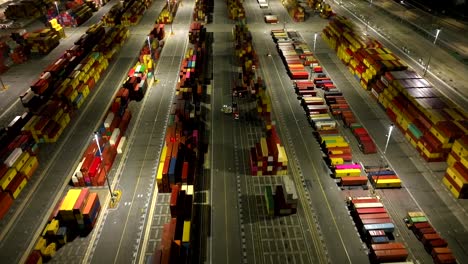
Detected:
left=58, top=3, right=94, bottom=27
left=322, top=16, right=407, bottom=90
left=120, top=0, right=153, bottom=26
left=233, top=24, right=260, bottom=96
left=156, top=23, right=209, bottom=193
left=250, top=126, right=288, bottom=176
left=264, top=176, right=298, bottom=216
left=270, top=30, right=368, bottom=186
left=157, top=0, right=179, bottom=24
left=405, top=212, right=457, bottom=264
left=72, top=22, right=165, bottom=187
left=271, top=29, right=310, bottom=80
left=323, top=90, right=377, bottom=154
left=153, top=20, right=212, bottom=263
left=4, top=0, right=46, bottom=20
left=101, top=0, right=153, bottom=26
left=280, top=0, right=305, bottom=22
left=24, top=27, right=62, bottom=55
left=0, top=24, right=129, bottom=219
left=226, top=0, right=245, bottom=21
left=25, top=188, right=101, bottom=263
left=153, top=184, right=193, bottom=263
left=348, top=197, right=409, bottom=263
left=0, top=126, right=39, bottom=219
left=193, top=0, right=213, bottom=22
left=444, top=136, right=468, bottom=198
left=364, top=166, right=402, bottom=189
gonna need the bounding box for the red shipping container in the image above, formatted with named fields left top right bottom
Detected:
left=341, top=176, right=367, bottom=186
left=434, top=253, right=456, bottom=264
left=5, top=173, right=26, bottom=199
left=88, top=156, right=102, bottom=178
left=0, top=191, right=13, bottom=219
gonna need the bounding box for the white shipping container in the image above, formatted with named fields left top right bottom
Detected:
left=104, top=112, right=115, bottom=128
left=117, top=136, right=126, bottom=154
left=110, top=128, right=121, bottom=146
left=4, top=148, right=23, bottom=167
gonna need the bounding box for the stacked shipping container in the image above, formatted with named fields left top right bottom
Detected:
left=365, top=166, right=402, bottom=189
left=272, top=29, right=310, bottom=80
left=444, top=136, right=468, bottom=198
left=193, top=0, right=213, bottom=22
left=232, top=24, right=260, bottom=96
left=348, top=197, right=409, bottom=263
left=0, top=23, right=130, bottom=220
left=322, top=16, right=407, bottom=90
left=153, top=184, right=193, bottom=263
left=280, top=0, right=305, bottom=22
left=264, top=176, right=298, bottom=216
left=25, top=188, right=101, bottom=263
left=405, top=212, right=457, bottom=263
left=157, top=0, right=179, bottom=24
left=226, top=0, right=246, bottom=21
left=59, top=3, right=94, bottom=27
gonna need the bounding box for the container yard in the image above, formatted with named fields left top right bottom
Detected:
left=0, top=0, right=468, bottom=263
left=321, top=14, right=468, bottom=200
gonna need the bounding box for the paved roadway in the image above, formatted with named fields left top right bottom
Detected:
left=209, top=1, right=242, bottom=262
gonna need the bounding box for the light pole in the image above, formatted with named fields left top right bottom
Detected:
left=373, top=124, right=394, bottom=192
left=313, top=33, right=318, bottom=52
left=147, top=36, right=152, bottom=59
left=423, top=28, right=441, bottom=77
left=94, top=132, right=115, bottom=200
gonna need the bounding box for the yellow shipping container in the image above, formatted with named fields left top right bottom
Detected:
left=34, top=237, right=48, bottom=255
left=13, top=151, right=30, bottom=172
left=182, top=221, right=191, bottom=243
left=429, top=126, right=450, bottom=144
left=446, top=153, right=457, bottom=167
left=43, top=242, right=57, bottom=258
left=446, top=166, right=468, bottom=187
left=0, top=168, right=17, bottom=191
left=451, top=138, right=468, bottom=158
left=20, top=156, right=39, bottom=179
left=12, top=177, right=27, bottom=199
left=404, top=133, right=418, bottom=148
left=46, top=219, right=60, bottom=235
left=443, top=176, right=462, bottom=198
left=374, top=179, right=401, bottom=188
left=335, top=169, right=361, bottom=178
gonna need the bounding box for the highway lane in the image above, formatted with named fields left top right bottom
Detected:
left=87, top=1, right=195, bottom=263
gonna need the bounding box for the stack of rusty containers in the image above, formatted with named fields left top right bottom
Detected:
left=24, top=27, right=62, bottom=55
left=405, top=211, right=457, bottom=264
left=233, top=24, right=260, bottom=96
left=153, top=184, right=193, bottom=263
left=156, top=24, right=207, bottom=193
left=226, top=0, right=245, bottom=21
left=348, top=197, right=409, bottom=263
left=121, top=0, right=153, bottom=26
left=280, top=0, right=305, bottom=22
left=59, top=3, right=93, bottom=27
left=322, top=16, right=407, bottom=90
left=271, top=29, right=309, bottom=80
left=25, top=188, right=101, bottom=263
left=0, top=113, right=40, bottom=220
left=4, top=0, right=46, bottom=20
left=193, top=0, right=213, bottom=22
left=373, top=70, right=467, bottom=164
left=157, top=0, right=179, bottom=24
left=443, top=136, right=468, bottom=198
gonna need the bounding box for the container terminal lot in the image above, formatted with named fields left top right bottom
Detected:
left=0, top=1, right=468, bottom=264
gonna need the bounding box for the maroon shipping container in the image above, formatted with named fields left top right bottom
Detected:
left=359, top=213, right=389, bottom=220
left=431, top=247, right=452, bottom=258
left=351, top=198, right=380, bottom=204
left=0, top=191, right=13, bottom=219
left=416, top=227, right=436, bottom=240
left=372, top=249, right=408, bottom=262
left=434, top=253, right=456, bottom=264
left=356, top=207, right=387, bottom=214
